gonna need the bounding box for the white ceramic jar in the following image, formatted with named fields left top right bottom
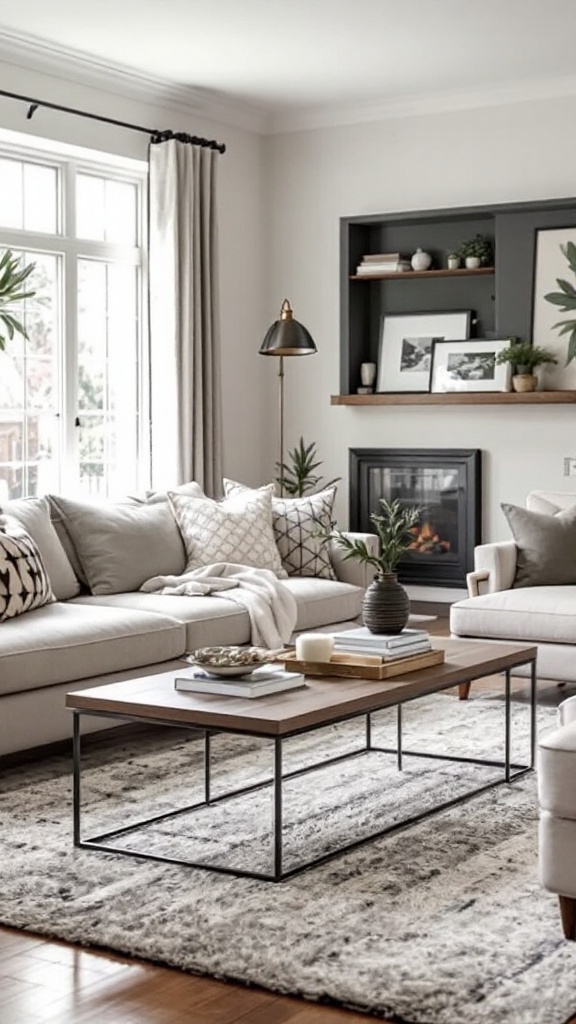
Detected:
left=411, top=248, right=432, bottom=271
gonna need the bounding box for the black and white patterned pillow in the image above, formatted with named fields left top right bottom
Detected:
left=0, top=516, right=54, bottom=622
left=223, top=480, right=337, bottom=580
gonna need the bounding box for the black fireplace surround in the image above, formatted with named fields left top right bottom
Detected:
left=349, top=448, right=482, bottom=587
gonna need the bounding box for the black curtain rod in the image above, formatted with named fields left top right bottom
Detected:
left=0, top=87, right=226, bottom=153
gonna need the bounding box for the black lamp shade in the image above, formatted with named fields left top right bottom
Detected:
left=259, top=299, right=317, bottom=356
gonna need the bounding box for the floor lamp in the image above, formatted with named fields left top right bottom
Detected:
left=259, top=299, right=317, bottom=496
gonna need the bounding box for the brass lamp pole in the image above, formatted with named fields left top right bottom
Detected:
left=259, top=299, right=317, bottom=496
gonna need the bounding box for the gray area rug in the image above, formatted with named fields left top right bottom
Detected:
left=1, top=693, right=575, bottom=1024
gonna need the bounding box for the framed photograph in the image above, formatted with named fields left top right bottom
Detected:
left=430, top=339, right=512, bottom=393
left=377, top=310, right=472, bottom=393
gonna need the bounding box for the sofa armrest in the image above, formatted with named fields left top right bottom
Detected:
left=329, top=532, right=379, bottom=589
left=468, top=540, right=517, bottom=595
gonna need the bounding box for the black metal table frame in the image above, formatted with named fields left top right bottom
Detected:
left=72, top=657, right=537, bottom=882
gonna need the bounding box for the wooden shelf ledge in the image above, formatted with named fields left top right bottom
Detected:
left=331, top=390, right=576, bottom=406
left=349, top=266, right=495, bottom=281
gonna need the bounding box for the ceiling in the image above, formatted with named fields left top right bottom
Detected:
left=1, top=0, right=576, bottom=132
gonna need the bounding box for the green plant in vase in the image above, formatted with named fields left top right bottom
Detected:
left=329, top=498, right=422, bottom=634
left=495, top=338, right=558, bottom=391
left=458, top=234, right=493, bottom=268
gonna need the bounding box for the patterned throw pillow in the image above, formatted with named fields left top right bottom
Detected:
left=0, top=516, right=54, bottom=622
left=168, top=486, right=287, bottom=578
left=223, top=480, right=337, bottom=580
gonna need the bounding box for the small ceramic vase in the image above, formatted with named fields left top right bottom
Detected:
left=465, top=256, right=481, bottom=270
left=362, top=573, right=410, bottom=635
left=411, top=248, right=432, bottom=271
left=447, top=256, right=460, bottom=270
left=360, top=362, right=377, bottom=387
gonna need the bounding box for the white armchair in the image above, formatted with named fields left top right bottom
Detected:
left=451, top=490, right=576, bottom=686
left=538, top=694, right=576, bottom=939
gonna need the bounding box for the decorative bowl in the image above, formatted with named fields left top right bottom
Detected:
left=190, top=645, right=269, bottom=678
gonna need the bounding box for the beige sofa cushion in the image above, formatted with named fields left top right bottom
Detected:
left=48, top=495, right=187, bottom=595
left=450, top=585, right=576, bottom=645
left=72, top=576, right=362, bottom=649
left=1, top=496, right=80, bottom=600
left=72, top=593, right=250, bottom=650
left=0, top=602, right=185, bottom=695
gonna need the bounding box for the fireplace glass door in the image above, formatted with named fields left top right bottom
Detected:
left=350, top=449, right=481, bottom=587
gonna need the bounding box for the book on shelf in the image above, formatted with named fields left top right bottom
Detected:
left=174, top=665, right=306, bottom=698
left=356, top=260, right=411, bottom=274
left=361, top=252, right=401, bottom=262
left=333, top=626, right=430, bottom=650
left=332, top=640, right=432, bottom=660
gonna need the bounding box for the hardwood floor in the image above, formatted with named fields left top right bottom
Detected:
left=2, top=613, right=574, bottom=1023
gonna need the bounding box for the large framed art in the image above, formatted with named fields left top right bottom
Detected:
left=430, top=339, right=512, bottom=393
left=532, top=227, right=576, bottom=388
left=376, top=310, right=472, bottom=393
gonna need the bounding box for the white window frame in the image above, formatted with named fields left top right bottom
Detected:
left=0, top=128, right=149, bottom=498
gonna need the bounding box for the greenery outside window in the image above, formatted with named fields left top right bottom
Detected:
left=0, top=131, right=147, bottom=501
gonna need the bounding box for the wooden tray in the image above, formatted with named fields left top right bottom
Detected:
left=280, top=647, right=445, bottom=680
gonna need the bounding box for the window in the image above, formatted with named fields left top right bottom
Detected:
left=0, top=134, right=147, bottom=501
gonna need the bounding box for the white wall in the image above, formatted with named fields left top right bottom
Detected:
left=264, top=96, right=576, bottom=541
left=0, top=59, right=268, bottom=488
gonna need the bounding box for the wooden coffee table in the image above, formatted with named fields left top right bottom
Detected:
left=66, top=637, right=537, bottom=881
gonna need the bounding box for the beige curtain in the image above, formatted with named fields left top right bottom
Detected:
left=148, top=137, right=223, bottom=496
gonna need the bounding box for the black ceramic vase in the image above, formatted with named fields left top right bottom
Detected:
left=362, top=572, right=410, bottom=635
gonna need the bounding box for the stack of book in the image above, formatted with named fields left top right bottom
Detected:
left=355, top=253, right=412, bottom=275
left=174, top=664, right=306, bottom=698
left=333, top=626, right=431, bottom=660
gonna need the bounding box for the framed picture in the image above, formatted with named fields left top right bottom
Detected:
left=430, top=339, right=512, bottom=393
left=532, top=226, right=576, bottom=389
left=377, top=310, right=472, bottom=393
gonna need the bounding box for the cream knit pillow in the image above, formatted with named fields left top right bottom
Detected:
left=168, top=486, right=286, bottom=577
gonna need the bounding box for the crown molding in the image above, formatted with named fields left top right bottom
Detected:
left=2, top=27, right=576, bottom=141
left=0, top=28, right=268, bottom=135
left=269, top=73, right=576, bottom=133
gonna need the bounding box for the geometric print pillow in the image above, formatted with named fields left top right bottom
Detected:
left=223, top=480, right=337, bottom=580
left=0, top=515, right=54, bottom=622
left=168, top=486, right=287, bottom=578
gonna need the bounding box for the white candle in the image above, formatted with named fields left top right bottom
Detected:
left=295, top=633, right=335, bottom=662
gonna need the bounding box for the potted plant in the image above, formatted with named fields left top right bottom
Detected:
left=329, top=497, right=421, bottom=634
left=458, top=234, right=493, bottom=270
left=276, top=437, right=340, bottom=496
left=0, top=249, right=36, bottom=350
left=446, top=249, right=460, bottom=270
left=496, top=338, right=558, bottom=392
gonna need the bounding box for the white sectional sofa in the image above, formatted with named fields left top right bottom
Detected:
left=450, top=490, right=576, bottom=685
left=0, top=486, right=374, bottom=759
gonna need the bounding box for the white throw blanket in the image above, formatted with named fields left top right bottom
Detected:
left=140, top=562, right=297, bottom=650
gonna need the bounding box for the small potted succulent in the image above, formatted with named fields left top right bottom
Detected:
left=446, top=249, right=461, bottom=270
left=495, top=338, right=558, bottom=392
left=458, top=234, right=493, bottom=270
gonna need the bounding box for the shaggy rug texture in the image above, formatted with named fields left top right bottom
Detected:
left=1, top=694, right=575, bottom=1024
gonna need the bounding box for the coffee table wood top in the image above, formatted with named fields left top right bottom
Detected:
left=66, top=638, right=537, bottom=738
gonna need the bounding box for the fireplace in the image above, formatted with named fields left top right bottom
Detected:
left=349, top=448, right=482, bottom=587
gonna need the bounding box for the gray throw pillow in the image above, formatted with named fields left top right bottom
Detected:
left=1, top=496, right=80, bottom=600
left=48, top=495, right=187, bottom=595
left=501, top=501, right=576, bottom=587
